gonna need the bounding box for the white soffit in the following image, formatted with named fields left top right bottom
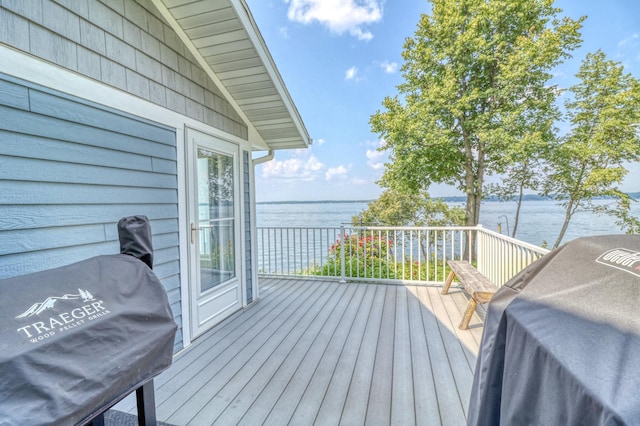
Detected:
left=154, top=0, right=311, bottom=150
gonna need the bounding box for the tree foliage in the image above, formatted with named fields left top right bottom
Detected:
left=485, top=119, right=555, bottom=237
left=370, top=0, right=583, bottom=227
left=353, top=188, right=465, bottom=227
left=543, top=50, right=640, bottom=248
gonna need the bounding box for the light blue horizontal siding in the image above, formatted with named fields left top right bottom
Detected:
left=1, top=130, right=163, bottom=172
left=0, top=79, right=29, bottom=109
left=28, top=89, right=177, bottom=145
left=0, top=104, right=176, bottom=160
left=0, top=73, right=182, bottom=351
left=0, top=182, right=177, bottom=204
left=0, top=224, right=109, bottom=255
left=0, top=242, right=124, bottom=278
left=0, top=204, right=177, bottom=230
left=0, top=156, right=177, bottom=188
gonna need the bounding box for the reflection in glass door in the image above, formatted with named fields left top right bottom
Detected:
left=197, top=148, right=235, bottom=291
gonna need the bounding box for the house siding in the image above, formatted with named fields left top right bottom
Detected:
left=0, top=0, right=248, bottom=140
left=0, top=73, right=183, bottom=352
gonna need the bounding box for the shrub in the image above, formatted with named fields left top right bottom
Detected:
left=315, top=233, right=396, bottom=279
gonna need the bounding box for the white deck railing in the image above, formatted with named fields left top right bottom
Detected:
left=257, top=225, right=549, bottom=286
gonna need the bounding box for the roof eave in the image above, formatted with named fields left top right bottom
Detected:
left=152, top=0, right=311, bottom=151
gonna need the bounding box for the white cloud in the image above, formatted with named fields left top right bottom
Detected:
left=365, top=138, right=387, bottom=170
left=616, top=33, right=640, bottom=70
left=315, top=138, right=326, bottom=146
left=345, top=66, right=359, bottom=80
left=380, top=60, right=398, bottom=74
left=306, top=155, right=324, bottom=172
left=362, top=138, right=385, bottom=148
left=286, top=0, right=383, bottom=41
left=366, top=149, right=385, bottom=170
left=618, top=33, right=639, bottom=47
left=325, top=165, right=348, bottom=180
left=261, top=154, right=325, bottom=181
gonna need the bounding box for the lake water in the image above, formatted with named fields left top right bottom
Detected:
left=256, top=199, right=640, bottom=248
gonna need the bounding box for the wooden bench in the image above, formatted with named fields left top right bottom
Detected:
left=441, top=260, right=498, bottom=330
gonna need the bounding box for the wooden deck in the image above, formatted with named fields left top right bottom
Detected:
left=115, top=277, right=483, bottom=425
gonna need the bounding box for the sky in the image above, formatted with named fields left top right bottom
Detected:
left=245, top=0, right=640, bottom=202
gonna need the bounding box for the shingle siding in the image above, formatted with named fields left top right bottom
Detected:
left=0, top=73, right=183, bottom=351
left=0, top=0, right=248, bottom=140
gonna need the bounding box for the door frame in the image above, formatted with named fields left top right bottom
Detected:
left=185, top=127, right=245, bottom=339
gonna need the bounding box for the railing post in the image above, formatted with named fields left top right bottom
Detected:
left=340, top=225, right=346, bottom=284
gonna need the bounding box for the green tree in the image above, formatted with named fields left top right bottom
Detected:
left=370, top=0, right=583, bottom=227
left=543, top=50, right=640, bottom=248
left=353, top=188, right=464, bottom=227
left=485, top=112, right=556, bottom=237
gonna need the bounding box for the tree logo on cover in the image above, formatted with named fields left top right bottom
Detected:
left=15, top=289, right=95, bottom=319
left=14, top=289, right=110, bottom=343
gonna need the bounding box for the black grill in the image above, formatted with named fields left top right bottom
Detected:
left=0, top=216, right=177, bottom=425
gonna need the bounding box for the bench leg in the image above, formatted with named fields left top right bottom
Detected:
left=459, top=299, right=477, bottom=330
left=442, top=270, right=456, bottom=295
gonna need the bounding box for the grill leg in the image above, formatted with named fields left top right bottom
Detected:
left=136, top=379, right=157, bottom=426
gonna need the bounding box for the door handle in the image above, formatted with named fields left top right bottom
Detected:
left=190, top=223, right=199, bottom=244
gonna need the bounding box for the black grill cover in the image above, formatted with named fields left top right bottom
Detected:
left=0, top=219, right=177, bottom=425
left=468, top=235, right=640, bottom=425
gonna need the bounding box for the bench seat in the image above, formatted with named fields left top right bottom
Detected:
left=442, top=260, right=498, bottom=330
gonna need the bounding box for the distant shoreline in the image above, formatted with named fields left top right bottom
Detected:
left=258, top=192, right=640, bottom=205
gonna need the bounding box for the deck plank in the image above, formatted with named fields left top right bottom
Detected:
left=406, top=286, right=441, bottom=425
left=391, top=286, right=416, bottom=426
left=365, top=285, right=396, bottom=425
left=438, top=287, right=482, bottom=367
left=417, top=286, right=468, bottom=426
left=226, top=281, right=350, bottom=425
left=264, top=284, right=368, bottom=425
left=158, top=280, right=328, bottom=421
left=425, top=287, right=474, bottom=421
left=156, top=280, right=320, bottom=424
left=310, top=284, right=380, bottom=425
left=194, top=281, right=350, bottom=425
left=168, top=281, right=343, bottom=424
left=257, top=283, right=361, bottom=425
left=113, top=278, right=480, bottom=425
left=340, top=285, right=388, bottom=425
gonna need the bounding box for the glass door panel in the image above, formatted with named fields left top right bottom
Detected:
left=197, top=148, right=235, bottom=292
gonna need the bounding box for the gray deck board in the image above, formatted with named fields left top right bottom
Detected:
left=391, top=286, right=416, bottom=426
left=406, top=287, right=441, bottom=425
left=340, top=284, right=387, bottom=425
left=310, top=284, right=380, bottom=426
left=287, top=284, right=370, bottom=425
left=416, top=286, right=468, bottom=426
left=365, top=284, right=396, bottom=425
left=114, top=278, right=481, bottom=425
left=160, top=280, right=325, bottom=421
